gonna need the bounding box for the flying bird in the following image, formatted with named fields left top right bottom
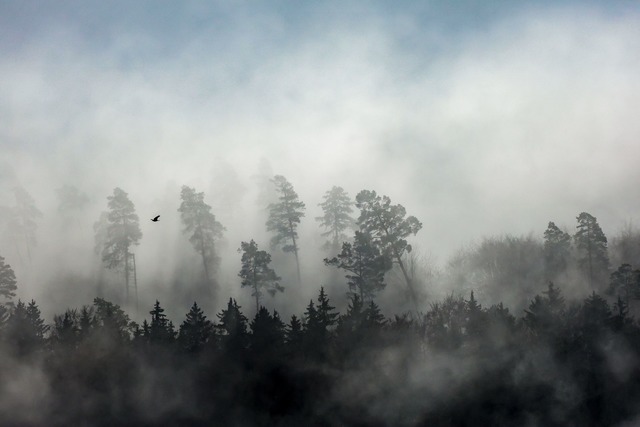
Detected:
left=151, top=215, right=160, bottom=222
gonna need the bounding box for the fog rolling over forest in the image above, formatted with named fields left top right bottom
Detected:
left=1, top=1, right=640, bottom=426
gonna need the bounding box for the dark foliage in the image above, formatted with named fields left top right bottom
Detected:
left=1, top=283, right=640, bottom=426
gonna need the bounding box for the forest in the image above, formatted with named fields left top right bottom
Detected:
left=1, top=177, right=640, bottom=426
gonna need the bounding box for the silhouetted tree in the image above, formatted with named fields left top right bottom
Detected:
left=316, top=186, right=355, bottom=250
left=179, top=301, right=214, bottom=353
left=0, top=255, right=17, bottom=304
left=216, top=298, right=249, bottom=357
left=465, top=290, right=486, bottom=340
left=51, top=309, right=80, bottom=348
left=575, top=212, right=609, bottom=289
left=249, top=307, right=285, bottom=357
left=178, top=186, right=225, bottom=290
left=543, top=221, right=571, bottom=278
left=607, top=263, right=640, bottom=305
left=524, top=282, right=565, bottom=340
left=238, top=240, right=283, bottom=311
left=5, top=299, right=48, bottom=356
left=355, top=190, right=422, bottom=306
left=325, top=231, right=392, bottom=301
left=285, top=315, right=303, bottom=353
left=266, top=175, right=305, bottom=284
left=147, top=300, right=175, bottom=345
left=303, top=287, right=338, bottom=360
left=100, top=188, right=142, bottom=305
left=92, top=297, right=133, bottom=343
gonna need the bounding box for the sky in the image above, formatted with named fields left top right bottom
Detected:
left=1, top=1, right=639, bottom=316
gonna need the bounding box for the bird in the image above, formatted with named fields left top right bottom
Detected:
left=151, top=215, right=160, bottom=222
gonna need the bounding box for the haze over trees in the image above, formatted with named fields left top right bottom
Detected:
left=324, top=230, right=392, bottom=301
left=0, top=255, right=17, bottom=304
left=99, top=188, right=142, bottom=306
left=4, top=186, right=42, bottom=263
left=178, top=185, right=225, bottom=294
left=238, top=239, right=283, bottom=311
left=355, top=190, right=422, bottom=306
left=316, top=186, right=355, bottom=251
left=575, top=212, right=609, bottom=289
left=543, top=221, right=572, bottom=279
left=266, top=175, right=305, bottom=284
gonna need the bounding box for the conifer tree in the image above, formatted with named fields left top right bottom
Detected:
left=266, top=175, right=305, bottom=284
left=0, top=255, right=17, bottom=304
left=249, top=307, right=285, bottom=356
left=355, top=190, right=422, bottom=307
left=179, top=301, right=214, bottom=353
left=285, top=315, right=304, bottom=352
left=178, top=186, right=225, bottom=288
left=607, top=264, right=640, bottom=304
left=100, top=188, right=142, bottom=305
left=216, top=298, right=249, bottom=356
left=238, top=240, right=283, bottom=311
left=148, top=300, right=175, bottom=344
left=325, top=231, right=392, bottom=301
left=5, top=299, right=48, bottom=355
left=543, top=221, right=571, bottom=278
left=574, top=212, right=609, bottom=289
left=316, top=186, right=355, bottom=250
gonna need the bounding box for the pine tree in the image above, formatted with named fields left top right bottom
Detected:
left=575, top=212, right=609, bottom=290
left=147, top=300, right=175, bottom=345
left=355, top=190, right=422, bottom=307
left=238, top=240, right=283, bottom=311
left=179, top=301, right=214, bottom=353
left=543, top=221, right=571, bottom=278
left=266, top=175, right=305, bottom=284
left=0, top=255, right=17, bottom=304
left=100, top=188, right=142, bottom=306
left=316, top=186, right=355, bottom=251
left=216, top=298, right=249, bottom=356
left=92, top=297, right=133, bottom=343
left=607, top=264, right=640, bottom=304
left=5, top=299, right=49, bottom=356
left=178, top=186, right=225, bottom=289
left=325, top=231, right=392, bottom=301
left=249, top=306, right=285, bottom=356
left=285, top=315, right=304, bottom=352
left=51, top=309, right=79, bottom=348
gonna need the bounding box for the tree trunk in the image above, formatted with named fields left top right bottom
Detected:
left=289, top=219, right=301, bottom=285
left=393, top=247, right=419, bottom=312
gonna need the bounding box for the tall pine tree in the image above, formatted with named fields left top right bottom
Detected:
left=238, top=240, right=283, bottom=311
left=316, top=186, right=355, bottom=251
left=574, top=212, right=609, bottom=290
left=178, top=186, right=225, bottom=291
left=266, top=175, right=305, bottom=284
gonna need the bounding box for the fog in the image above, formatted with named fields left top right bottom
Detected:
left=2, top=2, right=640, bottom=320
left=1, top=2, right=640, bottom=425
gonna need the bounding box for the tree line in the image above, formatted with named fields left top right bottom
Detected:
left=0, top=282, right=639, bottom=425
